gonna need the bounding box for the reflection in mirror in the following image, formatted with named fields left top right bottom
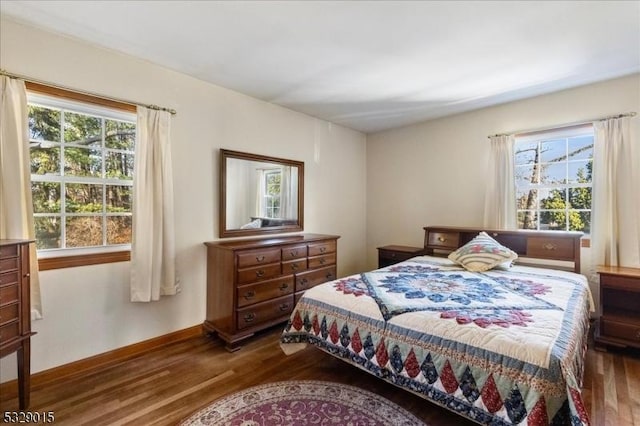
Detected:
left=220, top=150, right=304, bottom=238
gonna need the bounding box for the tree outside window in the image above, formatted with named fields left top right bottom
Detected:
left=29, top=95, right=135, bottom=251
left=515, top=127, right=593, bottom=233
left=264, top=170, right=281, bottom=218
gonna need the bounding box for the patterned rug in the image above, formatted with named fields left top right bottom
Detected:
left=180, top=380, right=425, bottom=426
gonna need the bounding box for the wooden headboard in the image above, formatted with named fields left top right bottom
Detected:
left=423, top=226, right=583, bottom=273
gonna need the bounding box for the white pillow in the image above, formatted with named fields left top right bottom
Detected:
left=240, top=218, right=262, bottom=229
left=448, top=232, right=518, bottom=272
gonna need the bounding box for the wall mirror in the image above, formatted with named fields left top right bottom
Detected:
left=220, top=149, right=304, bottom=238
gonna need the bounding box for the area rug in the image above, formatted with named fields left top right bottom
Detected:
left=180, top=380, right=425, bottom=425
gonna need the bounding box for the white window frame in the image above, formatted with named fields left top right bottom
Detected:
left=514, top=125, right=594, bottom=233
left=263, top=169, right=282, bottom=219
left=28, top=93, right=136, bottom=258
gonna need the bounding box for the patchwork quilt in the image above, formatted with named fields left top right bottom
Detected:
left=281, top=256, right=594, bottom=426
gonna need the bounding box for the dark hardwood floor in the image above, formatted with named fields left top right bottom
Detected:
left=1, top=326, right=639, bottom=425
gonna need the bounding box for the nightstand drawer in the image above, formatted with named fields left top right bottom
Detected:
left=600, top=274, right=640, bottom=292
left=600, top=318, right=640, bottom=342
left=378, top=245, right=424, bottom=268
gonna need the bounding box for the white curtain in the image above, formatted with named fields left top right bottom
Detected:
left=483, top=134, right=516, bottom=230
left=130, top=107, right=178, bottom=302
left=255, top=169, right=265, bottom=217
left=0, top=76, right=42, bottom=319
left=280, top=166, right=296, bottom=219
left=591, top=116, right=640, bottom=276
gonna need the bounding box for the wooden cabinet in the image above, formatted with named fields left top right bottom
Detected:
left=377, top=245, right=425, bottom=268
left=0, top=239, right=35, bottom=409
left=204, top=234, right=339, bottom=351
left=595, top=266, right=640, bottom=350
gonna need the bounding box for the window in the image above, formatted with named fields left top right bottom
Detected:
left=263, top=169, right=281, bottom=218
left=28, top=92, right=136, bottom=256
left=514, top=125, right=593, bottom=233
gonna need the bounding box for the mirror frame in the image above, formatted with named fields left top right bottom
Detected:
left=219, top=149, right=304, bottom=238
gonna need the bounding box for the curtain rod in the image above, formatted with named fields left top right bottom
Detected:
left=487, top=111, right=637, bottom=139
left=0, top=69, right=177, bottom=115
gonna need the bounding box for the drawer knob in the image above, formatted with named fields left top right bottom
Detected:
left=543, top=243, right=556, bottom=251
left=256, top=255, right=265, bottom=262
left=319, top=247, right=326, bottom=253
left=243, top=313, right=256, bottom=323
left=256, top=270, right=265, bottom=278
left=326, top=273, right=334, bottom=280
left=279, top=283, right=289, bottom=291
left=291, top=263, right=299, bottom=271
left=300, top=278, right=308, bottom=285
left=279, top=304, right=290, bottom=311
left=438, top=237, right=447, bottom=242
left=320, top=258, right=326, bottom=264
left=290, top=250, right=297, bottom=257
left=243, top=291, right=255, bottom=300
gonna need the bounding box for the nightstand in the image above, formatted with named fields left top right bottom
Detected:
left=377, top=245, right=425, bottom=268
left=594, top=265, right=640, bottom=351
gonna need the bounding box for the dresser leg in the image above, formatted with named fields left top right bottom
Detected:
left=17, top=340, right=31, bottom=410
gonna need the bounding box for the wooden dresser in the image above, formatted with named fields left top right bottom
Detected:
left=0, top=239, right=35, bottom=409
left=203, top=234, right=339, bottom=351
left=595, top=266, right=640, bottom=350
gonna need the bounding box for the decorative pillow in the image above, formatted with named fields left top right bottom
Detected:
left=448, top=232, right=518, bottom=272
left=240, top=218, right=262, bottom=229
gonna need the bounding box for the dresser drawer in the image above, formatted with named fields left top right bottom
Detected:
left=526, top=237, right=574, bottom=261
left=236, top=295, right=294, bottom=330
left=0, top=257, right=18, bottom=272
left=600, top=318, right=640, bottom=343
left=281, top=244, right=307, bottom=261
left=282, top=258, right=308, bottom=275
left=427, top=231, right=460, bottom=249
left=0, top=244, right=18, bottom=258
left=0, top=270, right=19, bottom=286
left=237, top=263, right=281, bottom=285
left=296, top=266, right=337, bottom=292
left=308, top=253, right=336, bottom=269
left=0, top=303, right=19, bottom=326
left=308, top=240, right=336, bottom=256
left=0, top=284, right=19, bottom=305
left=237, top=248, right=281, bottom=268
left=237, top=276, right=294, bottom=308
left=0, top=320, right=20, bottom=342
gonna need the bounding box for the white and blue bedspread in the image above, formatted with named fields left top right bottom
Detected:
left=281, top=256, right=594, bottom=426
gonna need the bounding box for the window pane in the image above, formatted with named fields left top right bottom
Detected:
left=66, top=217, right=103, bottom=247
left=105, top=152, right=134, bottom=180
left=569, top=187, right=591, bottom=210
left=540, top=210, right=566, bottom=230
left=106, top=185, right=132, bottom=212
left=107, top=216, right=132, bottom=244
left=515, top=164, right=538, bottom=186
left=64, top=147, right=103, bottom=177
left=568, top=160, right=592, bottom=184
left=66, top=184, right=103, bottom=213
left=516, top=188, right=537, bottom=210
left=540, top=139, right=566, bottom=163
left=539, top=162, right=566, bottom=184
left=569, top=211, right=591, bottom=233
left=517, top=211, right=538, bottom=230
left=32, top=182, right=61, bottom=213
left=514, top=142, right=538, bottom=165
left=568, top=136, right=594, bottom=160
left=30, top=143, right=60, bottom=175
left=64, top=112, right=102, bottom=146
left=539, top=188, right=567, bottom=209
left=105, top=120, right=135, bottom=150
left=29, top=106, right=60, bottom=142
left=34, top=217, right=61, bottom=249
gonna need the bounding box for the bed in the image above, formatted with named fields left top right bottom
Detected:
left=280, top=226, right=593, bottom=426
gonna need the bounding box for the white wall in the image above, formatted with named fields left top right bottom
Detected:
left=0, top=17, right=367, bottom=381
left=366, top=73, right=640, bottom=308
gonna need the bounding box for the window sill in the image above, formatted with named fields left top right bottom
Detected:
left=38, top=251, right=130, bottom=271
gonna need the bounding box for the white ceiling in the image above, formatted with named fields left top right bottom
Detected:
left=2, top=1, right=639, bottom=133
